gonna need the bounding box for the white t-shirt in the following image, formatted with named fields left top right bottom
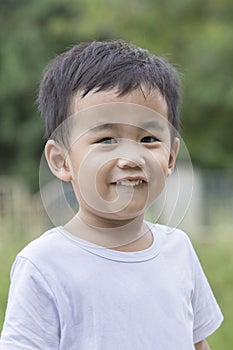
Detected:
left=0, top=222, right=223, bottom=350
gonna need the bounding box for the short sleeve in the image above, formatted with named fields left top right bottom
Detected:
left=0, top=256, right=60, bottom=350
left=189, top=243, right=224, bottom=344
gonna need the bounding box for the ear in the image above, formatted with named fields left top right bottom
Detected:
left=167, top=137, right=180, bottom=176
left=45, top=140, right=72, bottom=182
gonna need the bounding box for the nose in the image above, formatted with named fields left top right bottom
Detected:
left=117, top=158, right=146, bottom=169
left=116, top=143, right=146, bottom=169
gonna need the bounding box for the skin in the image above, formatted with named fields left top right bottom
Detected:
left=195, top=340, right=211, bottom=350
left=45, top=87, right=211, bottom=347
left=45, top=87, right=180, bottom=249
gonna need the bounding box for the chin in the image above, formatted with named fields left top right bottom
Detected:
left=112, top=206, right=147, bottom=220
left=92, top=207, right=144, bottom=223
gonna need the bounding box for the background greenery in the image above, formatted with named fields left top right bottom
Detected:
left=0, top=0, right=233, bottom=190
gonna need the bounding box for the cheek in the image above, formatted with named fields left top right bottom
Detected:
left=73, top=151, right=115, bottom=204
left=69, top=146, right=105, bottom=178
left=147, top=152, right=170, bottom=198
left=156, top=144, right=171, bottom=169
left=150, top=148, right=170, bottom=174
left=95, top=161, right=118, bottom=200
left=157, top=156, right=170, bottom=176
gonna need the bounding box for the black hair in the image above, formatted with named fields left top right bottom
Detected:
left=38, top=40, right=181, bottom=142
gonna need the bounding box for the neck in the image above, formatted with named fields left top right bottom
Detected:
left=64, top=212, right=151, bottom=250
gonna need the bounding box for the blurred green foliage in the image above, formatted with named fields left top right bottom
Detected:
left=193, top=238, right=233, bottom=349
left=0, top=0, right=232, bottom=190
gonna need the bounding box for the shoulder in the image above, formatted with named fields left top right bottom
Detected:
left=147, top=221, right=197, bottom=260
left=11, top=227, right=83, bottom=290
left=15, top=226, right=82, bottom=276
left=19, top=227, right=65, bottom=260
left=148, top=221, right=193, bottom=247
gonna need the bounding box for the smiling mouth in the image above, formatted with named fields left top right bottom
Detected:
left=115, top=179, right=146, bottom=187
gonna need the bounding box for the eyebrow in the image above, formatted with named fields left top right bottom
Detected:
left=89, top=120, right=164, bottom=133
left=138, top=120, right=164, bottom=131
left=89, top=123, right=115, bottom=133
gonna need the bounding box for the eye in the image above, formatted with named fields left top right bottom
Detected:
left=141, top=136, right=160, bottom=143
left=96, top=137, right=117, bottom=144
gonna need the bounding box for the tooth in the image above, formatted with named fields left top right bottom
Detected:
left=116, top=179, right=143, bottom=187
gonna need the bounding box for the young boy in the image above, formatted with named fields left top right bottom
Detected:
left=0, top=41, right=223, bottom=349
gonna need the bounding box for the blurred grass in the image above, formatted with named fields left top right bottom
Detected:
left=193, top=236, right=233, bottom=349
left=0, top=220, right=45, bottom=328
left=0, top=221, right=232, bottom=348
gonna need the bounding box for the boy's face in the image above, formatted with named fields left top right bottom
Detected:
left=46, top=88, right=179, bottom=227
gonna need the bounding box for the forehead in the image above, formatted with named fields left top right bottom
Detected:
left=67, top=88, right=169, bottom=137
left=71, top=88, right=168, bottom=118
left=68, top=103, right=169, bottom=141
